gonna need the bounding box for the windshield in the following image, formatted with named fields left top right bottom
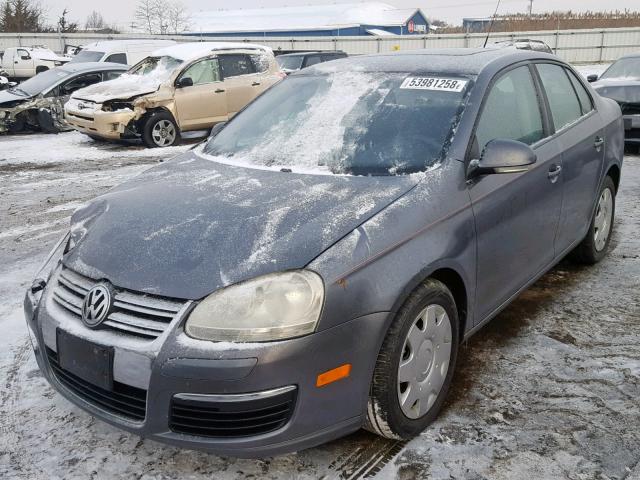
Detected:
left=601, top=57, right=640, bottom=80
left=276, top=56, right=304, bottom=71
left=8, top=68, right=69, bottom=96
left=203, top=72, right=472, bottom=176
left=128, top=56, right=182, bottom=80
left=68, top=50, right=105, bottom=63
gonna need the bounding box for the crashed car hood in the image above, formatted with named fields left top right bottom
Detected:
left=71, top=74, right=161, bottom=103
left=0, top=89, right=30, bottom=106
left=64, top=151, right=420, bottom=299
left=593, top=78, right=640, bottom=104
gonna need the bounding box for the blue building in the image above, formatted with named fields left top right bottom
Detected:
left=186, top=2, right=430, bottom=37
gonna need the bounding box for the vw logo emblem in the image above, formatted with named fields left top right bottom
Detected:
left=81, top=284, right=112, bottom=328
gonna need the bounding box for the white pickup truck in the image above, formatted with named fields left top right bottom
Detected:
left=1, top=46, right=70, bottom=79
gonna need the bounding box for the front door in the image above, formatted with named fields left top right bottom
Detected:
left=174, top=57, right=228, bottom=129
left=534, top=63, right=606, bottom=254
left=469, top=64, right=563, bottom=323
left=14, top=49, right=34, bottom=77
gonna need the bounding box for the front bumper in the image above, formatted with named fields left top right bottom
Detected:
left=65, top=104, right=138, bottom=140
left=24, top=266, right=388, bottom=457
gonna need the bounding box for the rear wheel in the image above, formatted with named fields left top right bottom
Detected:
left=141, top=111, right=180, bottom=148
left=572, top=176, right=616, bottom=264
left=365, top=279, right=459, bottom=439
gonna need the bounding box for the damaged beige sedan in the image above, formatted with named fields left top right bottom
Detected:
left=0, top=62, right=127, bottom=134
left=65, top=43, right=284, bottom=147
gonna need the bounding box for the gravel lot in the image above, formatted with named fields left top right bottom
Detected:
left=0, top=125, right=639, bottom=479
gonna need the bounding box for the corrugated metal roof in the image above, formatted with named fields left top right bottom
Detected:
left=187, top=2, right=423, bottom=34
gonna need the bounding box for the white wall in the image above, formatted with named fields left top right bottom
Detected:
left=1, top=27, right=639, bottom=63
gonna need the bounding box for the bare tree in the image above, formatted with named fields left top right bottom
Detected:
left=167, top=0, right=189, bottom=34
left=85, top=10, right=105, bottom=30
left=153, top=0, right=169, bottom=35
left=135, top=0, right=155, bottom=33
left=57, top=7, right=77, bottom=33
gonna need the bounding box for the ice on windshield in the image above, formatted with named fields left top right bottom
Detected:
left=277, top=56, right=304, bottom=71
left=601, top=57, right=640, bottom=80
left=202, top=72, right=472, bottom=176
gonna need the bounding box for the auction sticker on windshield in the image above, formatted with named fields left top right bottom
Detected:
left=400, top=77, right=468, bottom=92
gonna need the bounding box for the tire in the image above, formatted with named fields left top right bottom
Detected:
left=365, top=279, right=459, bottom=440
left=572, top=175, right=616, bottom=264
left=141, top=111, right=180, bottom=148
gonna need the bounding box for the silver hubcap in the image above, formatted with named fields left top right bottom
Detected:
left=594, top=187, right=613, bottom=252
left=152, top=120, right=176, bottom=147
left=397, top=304, right=452, bottom=419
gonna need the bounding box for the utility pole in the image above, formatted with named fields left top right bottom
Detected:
left=528, top=0, right=533, bottom=17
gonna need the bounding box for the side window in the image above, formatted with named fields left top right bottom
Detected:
left=250, top=54, right=269, bottom=73
left=104, top=71, right=124, bottom=81
left=17, top=48, right=30, bottom=59
left=179, top=58, right=220, bottom=85
left=219, top=54, right=255, bottom=78
left=104, top=53, right=127, bottom=64
left=304, top=55, right=322, bottom=67
left=475, top=66, right=544, bottom=151
left=60, top=73, right=103, bottom=95
left=565, top=68, right=594, bottom=115
left=536, top=63, right=583, bottom=131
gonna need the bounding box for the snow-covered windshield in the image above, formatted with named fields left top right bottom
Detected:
left=68, top=50, right=104, bottom=63
left=277, top=56, right=304, bottom=71
left=203, top=72, right=472, bottom=175
left=601, top=57, right=640, bottom=80
left=128, top=56, right=182, bottom=81
left=8, top=68, right=69, bottom=96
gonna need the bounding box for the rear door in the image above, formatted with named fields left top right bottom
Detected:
left=533, top=62, right=605, bottom=254
left=174, top=57, right=227, bottom=129
left=219, top=54, right=264, bottom=116
left=469, top=64, right=563, bottom=323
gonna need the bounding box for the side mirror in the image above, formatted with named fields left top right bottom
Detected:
left=467, top=139, right=536, bottom=179
left=209, top=121, right=226, bottom=138
left=586, top=74, right=598, bottom=83
left=176, top=77, right=193, bottom=88
left=20, top=54, right=31, bottom=60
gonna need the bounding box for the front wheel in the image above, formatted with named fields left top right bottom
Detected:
left=141, top=111, right=180, bottom=148
left=572, top=175, right=616, bottom=264
left=365, top=279, right=459, bottom=439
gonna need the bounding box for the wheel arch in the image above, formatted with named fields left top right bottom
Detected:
left=606, top=163, right=621, bottom=194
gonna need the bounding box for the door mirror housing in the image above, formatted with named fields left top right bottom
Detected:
left=20, top=54, right=31, bottom=60
left=467, top=139, right=537, bottom=179
left=586, top=74, right=598, bottom=83
left=176, top=77, right=193, bottom=88
left=209, top=122, right=226, bottom=138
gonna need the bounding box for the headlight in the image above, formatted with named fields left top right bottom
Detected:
left=185, top=270, right=324, bottom=342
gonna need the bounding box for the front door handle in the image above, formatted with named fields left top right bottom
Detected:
left=251, top=81, right=261, bottom=86
left=547, top=164, right=562, bottom=183
left=594, top=136, right=604, bottom=150
left=214, top=88, right=225, bottom=93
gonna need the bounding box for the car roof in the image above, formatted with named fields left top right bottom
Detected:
left=80, top=39, right=176, bottom=50
left=58, top=62, right=130, bottom=74
left=619, top=51, right=640, bottom=59
left=306, top=47, right=557, bottom=76
left=152, top=42, right=273, bottom=62
left=278, top=51, right=345, bottom=57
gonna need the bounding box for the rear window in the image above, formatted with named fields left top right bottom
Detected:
left=276, top=56, right=304, bottom=71
left=203, top=72, right=473, bottom=176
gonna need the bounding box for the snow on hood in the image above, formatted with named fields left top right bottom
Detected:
left=71, top=72, right=164, bottom=103
left=30, top=48, right=69, bottom=63
left=63, top=151, right=419, bottom=299
left=593, top=79, right=640, bottom=104
left=0, top=89, right=29, bottom=105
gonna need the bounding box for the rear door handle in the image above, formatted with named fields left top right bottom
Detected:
left=594, top=136, right=604, bottom=150
left=547, top=164, right=562, bottom=182
left=251, top=81, right=261, bottom=86
left=214, top=89, right=225, bottom=93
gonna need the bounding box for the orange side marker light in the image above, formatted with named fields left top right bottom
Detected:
left=316, top=364, right=352, bottom=387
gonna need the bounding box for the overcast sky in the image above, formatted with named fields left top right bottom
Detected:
left=42, top=0, right=640, bottom=30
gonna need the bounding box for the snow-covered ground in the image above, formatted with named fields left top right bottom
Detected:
left=1, top=125, right=639, bottom=478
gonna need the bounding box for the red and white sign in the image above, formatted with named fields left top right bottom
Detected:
left=408, top=20, right=415, bottom=33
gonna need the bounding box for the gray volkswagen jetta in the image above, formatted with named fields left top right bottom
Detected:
left=25, top=48, right=623, bottom=457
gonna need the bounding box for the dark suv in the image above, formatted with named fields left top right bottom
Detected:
left=276, top=51, right=348, bottom=74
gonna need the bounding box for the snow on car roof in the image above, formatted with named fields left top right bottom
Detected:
left=152, top=42, right=272, bottom=62
left=79, top=39, right=176, bottom=50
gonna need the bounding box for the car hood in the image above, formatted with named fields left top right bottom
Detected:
left=64, top=151, right=420, bottom=300
left=592, top=78, right=640, bottom=104
left=0, top=90, right=30, bottom=106
left=72, top=73, right=162, bottom=103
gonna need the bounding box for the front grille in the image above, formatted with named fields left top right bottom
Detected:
left=46, top=347, right=147, bottom=421
left=67, top=112, right=94, bottom=122
left=52, top=265, right=186, bottom=339
left=169, top=387, right=297, bottom=438
left=621, top=103, right=640, bottom=116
